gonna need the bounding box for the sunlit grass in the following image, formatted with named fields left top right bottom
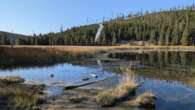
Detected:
left=0, top=46, right=94, bottom=68
left=0, top=76, right=25, bottom=84
left=9, top=88, right=40, bottom=109
left=135, top=92, right=156, bottom=108
left=96, top=68, right=139, bottom=107
left=0, top=83, right=45, bottom=110
left=0, top=76, right=45, bottom=109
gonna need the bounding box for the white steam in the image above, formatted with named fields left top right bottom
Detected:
left=95, top=24, right=104, bottom=42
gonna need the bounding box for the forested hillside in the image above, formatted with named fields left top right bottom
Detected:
left=1, top=6, right=195, bottom=46
left=0, top=31, right=30, bottom=45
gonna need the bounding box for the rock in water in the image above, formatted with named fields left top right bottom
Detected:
left=89, top=73, right=98, bottom=78
left=50, top=74, right=54, bottom=78
left=82, top=77, right=90, bottom=81
left=136, top=92, right=156, bottom=109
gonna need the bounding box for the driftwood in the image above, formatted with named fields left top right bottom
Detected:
left=64, top=77, right=113, bottom=90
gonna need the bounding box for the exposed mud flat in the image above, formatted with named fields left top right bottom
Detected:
left=39, top=89, right=138, bottom=110
left=40, top=89, right=101, bottom=110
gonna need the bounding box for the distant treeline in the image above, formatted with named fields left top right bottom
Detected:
left=1, top=6, right=195, bottom=46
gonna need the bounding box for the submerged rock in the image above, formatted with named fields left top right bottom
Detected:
left=82, top=77, right=90, bottom=81
left=82, top=73, right=98, bottom=81
left=50, top=74, right=54, bottom=78
left=89, top=73, right=98, bottom=78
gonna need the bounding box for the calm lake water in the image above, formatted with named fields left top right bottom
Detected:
left=0, top=51, right=195, bottom=110
left=108, top=51, right=195, bottom=110
left=0, top=63, right=109, bottom=85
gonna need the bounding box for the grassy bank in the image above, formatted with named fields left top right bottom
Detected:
left=1, top=45, right=195, bottom=52
left=0, top=46, right=94, bottom=69
left=0, top=45, right=194, bottom=68
left=0, top=76, right=25, bottom=84
left=96, top=81, right=138, bottom=107
left=96, top=69, right=139, bottom=107
left=0, top=82, right=45, bottom=110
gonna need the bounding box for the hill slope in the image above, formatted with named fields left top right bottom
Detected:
left=1, top=7, right=195, bottom=46
left=0, top=31, right=29, bottom=45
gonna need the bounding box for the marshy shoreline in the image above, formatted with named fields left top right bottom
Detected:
left=1, top=45, right=195, bottom=52
left=1, top=45, right=195, bottom=67
left=0, top=76, right=46, bottom=110
left=0, top=45, right=195, bottom=110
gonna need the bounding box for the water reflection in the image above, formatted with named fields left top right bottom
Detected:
left=108, top=51, right=195, bottom=110
left=0, top=63, right=113, bottom=86
left=108, top=51, right=195, bottom=86
left=136, top=78, right=195, bottom=110
left=0, top=51, right=195, bottom=110
left=109, top=51, right=195, bottom=70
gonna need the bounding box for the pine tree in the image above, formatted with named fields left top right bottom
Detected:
left=15, top=37, right=20, bottom=45
left=150, top=30, right=156, bottom=45
left=171, top=23, right=179, bottom=45
left=34, top=37, right=38, bottom=45
left=180, top=27, right=189, bottom=45
left=0, top=36, right=5, bottom=45
left=112, top=36, right=117, bottom=45
left=158, top=30, right=165, bottom=45
left=30, top=37, right=34, bottom=45
left=165, top=27, right=171, bottom=45
left=2, top=6, right=194, bottom=46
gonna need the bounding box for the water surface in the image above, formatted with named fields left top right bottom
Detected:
left=107, top=51, right=195, bottom=110
left=0, top=51, right=195, bottom=110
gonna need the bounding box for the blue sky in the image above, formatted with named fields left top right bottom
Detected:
left=0, top=0, right=194, bottom=35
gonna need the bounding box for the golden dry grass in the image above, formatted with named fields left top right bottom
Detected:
left=0, top=45, right=120, bottom=54
left=0, top=83, right=45, bottom=109
left=0, top=46, right=94, bottom=68
left=124, top=92, right=156, bottom=108
left=0, top=76, right=25, bottom=84
left=1, top=45, right=195, bottom=54
left=135, top=92, right=156, bottom=108
left=135, top=92, right=155, bottom=103
left=96, top=68, right=139, bottom=107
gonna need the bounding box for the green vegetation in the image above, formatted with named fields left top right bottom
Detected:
left=1, top=6, right=195, bottom=46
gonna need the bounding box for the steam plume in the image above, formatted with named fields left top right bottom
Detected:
left=95, top=24, right=104, bottom=42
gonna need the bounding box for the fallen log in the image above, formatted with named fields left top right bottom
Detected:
left=64, top=77, right=113, bottom=90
